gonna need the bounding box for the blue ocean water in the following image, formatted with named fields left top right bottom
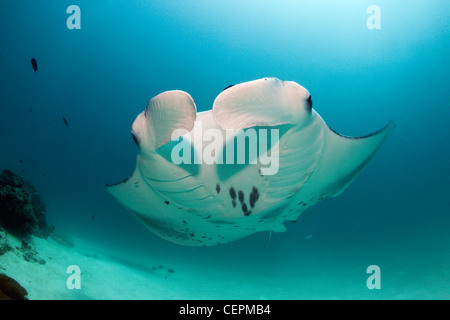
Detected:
left=0, top=0, right=448, bottom=299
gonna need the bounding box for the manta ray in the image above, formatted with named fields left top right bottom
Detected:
left=107, top=78, right=394, bottom=246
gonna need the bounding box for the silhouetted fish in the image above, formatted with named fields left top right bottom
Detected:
left=30, top=58, right=37, bottom=72
left=62, top=117, right=69, bottom=127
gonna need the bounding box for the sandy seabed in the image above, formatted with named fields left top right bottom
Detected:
left=0, top=231, right=449, bottom=300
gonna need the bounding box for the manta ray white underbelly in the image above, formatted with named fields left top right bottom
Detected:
left=107, top=78, right=394, bottom=246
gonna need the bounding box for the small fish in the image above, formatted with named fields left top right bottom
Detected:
left=62, top=117, right=69, bottom=127
left=31, top=58, right=37, bottom=72
left=92, top=215, right=95, bottom=221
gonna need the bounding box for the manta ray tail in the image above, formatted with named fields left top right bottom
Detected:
left=264, top=231, right=272, bottom=249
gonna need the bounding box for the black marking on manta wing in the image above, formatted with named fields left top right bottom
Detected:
left=306, top=95, right=313, bottom=110
left=327, top=120, right=395, bottom=140
left=132, top=132, right=140, bottom=146
left=62, top=117, right=69, bottom=127
left=222, top=84, right=235, bottom=92
left=106, top=176, right=130, bottom=188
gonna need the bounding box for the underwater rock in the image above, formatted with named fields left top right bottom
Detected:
left=0, top=273, right=28, bottom=300
left=0, top=169, right=50, bottom=238
left=17, top=239, right=45, bottom=265
left=0, top=227, right=45, bottom=264
left=0, top=229, right=13, bottom=255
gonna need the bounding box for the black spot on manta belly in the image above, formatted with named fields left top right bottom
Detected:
left=164, top=201, right=169, bottom=205
left=242, top=203, right=252, bottom=216
left=249, top=186, right=260, bottom=208
left=216, top=183, right=221, bottom=194
left=238, top=190, right=245, bottom=203
left=229, top=187, right=236, bottom=200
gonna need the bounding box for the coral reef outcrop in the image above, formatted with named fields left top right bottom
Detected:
left=0, top=228, right=13, bottom=255
left=18, top=239, right=46, bottom=265
left=0, top=169, right=50, bottom=238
